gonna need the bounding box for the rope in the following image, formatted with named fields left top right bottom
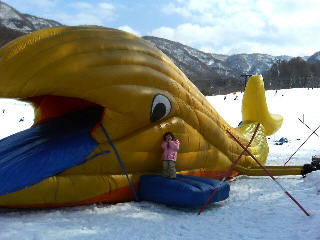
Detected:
left=83, top=151, right=110, bottom=162
left=228, top=129, right=310, bottom=217
left=198, top=123, right=260, bottom=215
left=99, top=122, right=139, bottom=202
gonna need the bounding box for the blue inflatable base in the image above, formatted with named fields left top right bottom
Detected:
left=138, top=174, right=230, bottom=207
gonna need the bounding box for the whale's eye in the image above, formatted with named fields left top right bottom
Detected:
left=150, top=94, right=171, bottom=122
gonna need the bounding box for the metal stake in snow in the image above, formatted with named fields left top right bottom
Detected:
left=227, top=130, right=310, bottom=217
left=197, top=123, right=261, bottom=215
left=284, top=124, right=320, bottom=166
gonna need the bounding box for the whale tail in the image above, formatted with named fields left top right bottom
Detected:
left=241, top=75, right=283, bottom=136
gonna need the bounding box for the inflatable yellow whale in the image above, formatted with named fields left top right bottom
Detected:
left=0, top=26, right=283, bottom=208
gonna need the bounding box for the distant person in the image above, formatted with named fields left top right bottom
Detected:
left=161, top=132, right=180, bottom=179
left=19, top=117, right=24, bottom=122
left=224, top=96, right=227, bottom=100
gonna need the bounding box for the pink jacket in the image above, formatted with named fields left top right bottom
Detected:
left=161, top=140, right=180, bottom=161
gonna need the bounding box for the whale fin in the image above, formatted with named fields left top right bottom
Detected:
left=241, top=75, right=283, bottom=136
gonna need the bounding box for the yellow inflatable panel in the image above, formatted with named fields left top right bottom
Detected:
left=0, top=26, right=282, bottom=207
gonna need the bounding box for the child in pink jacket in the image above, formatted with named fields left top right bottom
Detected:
left=161, top=132, right=180, bottom=178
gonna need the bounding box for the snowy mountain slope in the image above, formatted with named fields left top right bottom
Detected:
left=143, top=36, right=236, bottom=79
left=143, top=36, right=296, bottom=78
left=307, top=51, right=320, bottom=64
left=0, top=1, right=62, bottom=33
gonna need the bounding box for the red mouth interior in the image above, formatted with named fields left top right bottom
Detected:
left=25, top=95, right=100, bottom=125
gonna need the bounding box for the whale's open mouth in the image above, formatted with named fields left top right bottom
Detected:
left=0, top=96, right=105, bottom=196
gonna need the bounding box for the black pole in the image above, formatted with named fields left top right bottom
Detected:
left=240, top=74, right=252, bottom=91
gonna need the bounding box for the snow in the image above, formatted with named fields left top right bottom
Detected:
left=0, top=99, right=33, bottom=139
left=1, top=88, right=320, bottom=240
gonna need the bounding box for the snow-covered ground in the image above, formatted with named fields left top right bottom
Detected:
left=1, top=88, right=320, bottom=240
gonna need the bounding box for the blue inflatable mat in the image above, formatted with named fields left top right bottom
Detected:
left=0, top=106, right=103, bottom=196
left=138, top=174, right=230, bottom=207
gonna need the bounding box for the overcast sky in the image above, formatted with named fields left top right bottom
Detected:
left=4, top=0, right=320, bottom=57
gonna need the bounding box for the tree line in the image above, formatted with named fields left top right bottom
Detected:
left=199, top=57, right=320, bottom=95
left=0, top=26, right=24, bottom=47
left=263, top=57, right=320, bottom=90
